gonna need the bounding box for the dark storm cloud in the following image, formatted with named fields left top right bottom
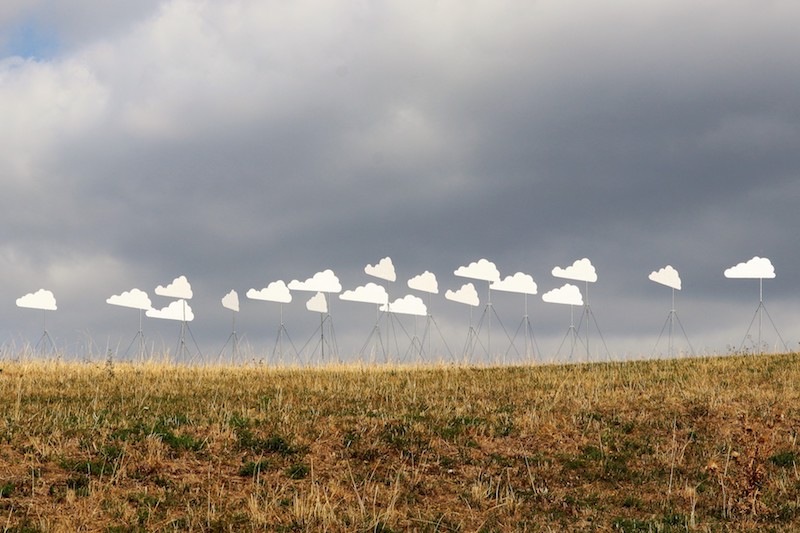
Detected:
left=1, top=1, right=799, bottom=360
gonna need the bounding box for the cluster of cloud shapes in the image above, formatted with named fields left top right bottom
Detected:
left=454, top=259, right=501, bottom=282
left=490, top=272, right=538, bottom=295
left=445, top=283, right=480, bottom=307
left=407, top=271, right=438, bottom=294
left=147, top=300, right=194, bottom=322
left=246, top=281, right=292, bottom=303
left=552, top=258, right=597, bottom=283
left=365, top=257, right=396, bottom=282
left=221, top=290, right=239, bottom=312
left=542, top=283, right=583, bottom=306
left=37, top=256, right=785, bottom=339
left=306, top=292, right=328, bottom=313
left=340, top=283, right=388, bottom=305
left=649, top=266, right=682, bottom=290
left=289, top=270, right=342, bottom=293
left=155, top=275, right=193, bottom=299
left=16, top=289, right=58, bottom=311
left=724, top=256, right=776, bottom=279
left=146, top=275, right=196, bottom=323
left=106, top=288, right=152, bottom=310
left=380, top=295, right=427, bottom=316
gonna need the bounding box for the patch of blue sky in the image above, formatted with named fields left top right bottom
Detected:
left=4, top=19, right=61, bottom=60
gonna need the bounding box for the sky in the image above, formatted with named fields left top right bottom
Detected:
left=1, top=0, right=799, bottom=364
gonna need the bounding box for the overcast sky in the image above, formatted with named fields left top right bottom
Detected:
left=2, top=0, right=799, bottom=364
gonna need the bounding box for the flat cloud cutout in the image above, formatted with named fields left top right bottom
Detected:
left=552, top=258, right=598, bottom=283
left=16, top=289, right=57, bottom=311
left=724, top=256, right=776, bottom=279
left=146, top=299, right=194, bottom=322
left=380, top=294, right=427, bottom=316
left=454, top=258, right=501, bottom=282
left=221, top=290, right=239, bottom=312
left=340, top=282, right=388, bottom=305
left=542, top=283, right=584, bottom=306
left=649, top=265, right=682, bottom=290
left=246, top=281, right=292, bottom=303
left=490, top=272, right=538, bottom=295
left=407, top=271, right=439, bottom=294
left=306, top=292, right=328, bottom=313
left=155, top=275, right=193, bottom=299
left=365, top=256, right=396, bottom=282
left=288, top=269, right=342, bottom=293
left=445, top=283, right=480, bottom=307
left=106, top=288, right=152, bottom=310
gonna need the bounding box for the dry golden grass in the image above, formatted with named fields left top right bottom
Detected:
left=1, top=353, right=800, bottom=531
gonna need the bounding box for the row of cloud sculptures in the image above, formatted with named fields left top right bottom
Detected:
left=13, top=255, right=781, bottom=363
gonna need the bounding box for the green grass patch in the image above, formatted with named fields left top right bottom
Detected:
left=769, top=451, right=797, bottom=468
left=239, top=460, right=271, bottom=477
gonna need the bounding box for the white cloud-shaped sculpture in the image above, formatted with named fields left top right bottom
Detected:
left=552, top=258, right=597, bottom=283
left=365, top=257, right=396, bottom=282
left=16, top=289, right=57, bottom=311
left=340, top=283, right=388, bottom=305
left=221, top=290, right=239, bottom=312
left=155, top=275, right=193, bottom=299
left=306, top=292, right=328, bottom=313
left=490, top=272, right=538, bottom=295
left=445, top=283, right=480, bottom=307
left=542, top=284, right=584, bottom=306
left=724, top=256, right=776, bottom=279
left=146, top=300, right=194, bottom=322
left=380, top=295, right=427, bottom=317
left=289, top=269, right=342, bottom=293
left=247, top=281, right=292, bottom=303
left=649, top=265, right=682, bottom=290
left=407, top=271, right=439, bottom=294
left=106, top=288, right=152, bottom=310
left=454, top=259, right=501, bottom=282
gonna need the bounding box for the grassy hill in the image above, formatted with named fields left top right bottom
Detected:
left=1, top=353, right=800, bottom=531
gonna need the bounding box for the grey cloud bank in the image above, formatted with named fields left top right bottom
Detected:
left=1, top=1, right=799, bottom=361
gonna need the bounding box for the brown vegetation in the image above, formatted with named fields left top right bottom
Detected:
left=1, top=353, right=800, bottom=531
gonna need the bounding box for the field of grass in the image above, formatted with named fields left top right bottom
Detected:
left=1, top=353, right=800, bottom=531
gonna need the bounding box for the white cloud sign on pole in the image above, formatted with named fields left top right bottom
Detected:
left=542, top=283, right=584, bottom=306
left=454, top=259, right=501, bottom=282
left=724, top=256, right=776, bottom=279
left=306, top=292, right=328, bottom=313
left=490, top=272, right=538, bottom=295
left=289, top=270, right=342, bottom=293
left=365, top=257, right=396, bottom=282
left=407, top=271, right=439, bottom=294
left=380, top=294, right=427, bottom=316
left=445, top=283, right=480, bottom=307
left=107, top=288, right=152, bottom=310
left=221, top=290, right=239, bottom=312
left=147, top=300, right=194, bottom=321
left=552, top=258, right=597, bottom=283
left=16, top=289, right=57, bottom=311
left=649, top=266, right=682, bottom=290
left=155, top=275, right=193, bottom=299
left=340, top=282, right=389, bottom=305
left=247, top=280, right=292, bottom=303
